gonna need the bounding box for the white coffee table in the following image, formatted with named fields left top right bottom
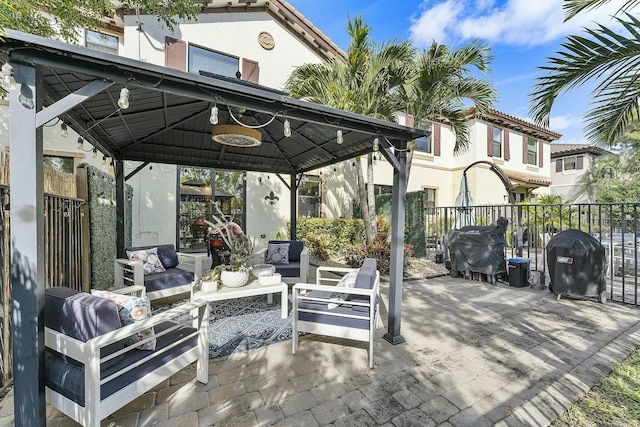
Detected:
left=191, top=279, right=289, bottom=319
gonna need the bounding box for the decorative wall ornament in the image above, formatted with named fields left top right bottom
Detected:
left=258, top=31, right=275, bottom=50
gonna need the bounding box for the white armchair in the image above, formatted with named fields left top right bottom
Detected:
left=114, top=244, right=208, bottom=300
left=253, top=240, right=309, bottom=284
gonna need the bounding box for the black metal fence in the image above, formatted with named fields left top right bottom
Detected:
left=0, top=187, right=85, bottom=390
left=425, top=202, right=640, bottom=306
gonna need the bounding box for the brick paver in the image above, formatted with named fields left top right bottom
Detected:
left=2, top=274, right=639, bottom=427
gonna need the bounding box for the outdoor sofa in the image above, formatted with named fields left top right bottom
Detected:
left=292, top=258, right=380, bottom=368
left=44, top=285, right=209, bottom=427
left=114, top=243, right=207, bottom=300
left=253, top=240, right=309, bottom=284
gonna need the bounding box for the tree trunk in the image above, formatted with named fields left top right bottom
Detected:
left=366, top=153, right=376, bottom=237
left=355, top=157, right=374, bottom=243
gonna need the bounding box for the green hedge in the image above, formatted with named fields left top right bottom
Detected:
left=296, top=217, right=366, bottom=257
left=82, top=164, right=132, bottom=290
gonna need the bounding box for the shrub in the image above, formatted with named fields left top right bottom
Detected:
left=296, top=217, right=366, bottom=256
left=305, top=234, right=331, bottom=260
left=343, top=216, right=414, bottom=274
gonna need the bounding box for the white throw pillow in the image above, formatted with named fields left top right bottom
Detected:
left=126, top=247, right=166, bottom=275
left=328, top=270, right=359, bottom=310
left=91, top=290, right=156, bottom=351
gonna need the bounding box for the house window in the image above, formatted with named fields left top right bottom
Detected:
left=44, top=155, right=74, bottom=173
left=373, top=185, right=393, bottom=196
left=85, top=30, right=118, bottom=55
left=414, top=135, right=432, bottom=154
left=493, top=127, right=502, bottom=157
left=424, top=188, right=436, bottom=214
left=556, top=155, right=584, bottom=172
left=298, top=175, right=321, bottom=218
left=527, top=138, right=538, bottom=165
left=188, top=45, right=239, bottom=78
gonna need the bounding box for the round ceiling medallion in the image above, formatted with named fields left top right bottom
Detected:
left=258, top=32, right=275, bottom=50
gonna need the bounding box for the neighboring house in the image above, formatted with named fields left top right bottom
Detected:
left=0, top=0, right=562, bottom=254
left=550, top=144, right=611, bottom=202
left=376, top=109, right=561, bottom=208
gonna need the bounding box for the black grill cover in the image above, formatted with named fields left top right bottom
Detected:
left=448, top=217, right=508, bottom=276
left=547, top=229, right=606, bottom=296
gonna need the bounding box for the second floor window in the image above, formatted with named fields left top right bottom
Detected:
left=527, top=138, right=538, bottom=165
left=556, top=155, right=584, bottom=172
left=188, top=45, right=238, bottom=78
left=85, top=30, right=118, bottom=55
left=492, top=127, right=502, bottom=157
left=414, top=135, right=432, bottom=154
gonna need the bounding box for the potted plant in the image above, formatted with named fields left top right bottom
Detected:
left=205, top=209, right=254, bottom=288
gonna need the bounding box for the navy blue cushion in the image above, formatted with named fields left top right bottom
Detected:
left=44, top=320, right=198, bottom=407
left=273, top=262, right=301, bottom=278
left=125, top=244, right=179, bottom=269
left=268, top=240, right=303, bottom=263
left=298, top=291, right=371, bottom=330
left=143, top=268, right=194, bottom=293
left=352, top=258, right=377, bottom=312
left=45, top=287, right=123, bottom=369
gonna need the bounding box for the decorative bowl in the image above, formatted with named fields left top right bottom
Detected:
left=251, top=263, right=276, bottom=278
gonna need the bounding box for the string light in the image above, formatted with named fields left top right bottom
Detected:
left=209, top=105, right=219, bottom=125
left=92, top=148, right=97, bottom=158
left=336, top=129, right=343, bottom=144
left=117, top=88, right=130, bottom=109
left=76, top=137, right=84, bottom=150
left=373, top=137, right=379, bottom=152
left=102, top=155, right=107, bottom=165
left=60, top=123, right=68, bottom=138
left=283, top=119, right=291, bottom=137
left=373, top=154, right=378, bottom=165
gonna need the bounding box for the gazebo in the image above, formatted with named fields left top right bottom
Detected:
left=1, top=29, right=427, bottom=425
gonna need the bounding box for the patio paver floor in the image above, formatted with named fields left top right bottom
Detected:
left=1, top=273, right=640, bottom=426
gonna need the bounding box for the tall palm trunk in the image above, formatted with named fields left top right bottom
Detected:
left=356, top=158, right=374, bottom=243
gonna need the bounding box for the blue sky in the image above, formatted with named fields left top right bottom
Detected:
left=286, top=0, right=632, bottom=145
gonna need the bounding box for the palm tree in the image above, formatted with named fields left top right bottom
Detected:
left=529, top=0, right=640, bottom=146
left=285, top=17, right=414, bottom=243
left=397, top=40, right=496, bottom=183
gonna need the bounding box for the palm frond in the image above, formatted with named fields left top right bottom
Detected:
left=529, top=13, right=640, bottom=130
left=563, top=0, right=640, bottom=22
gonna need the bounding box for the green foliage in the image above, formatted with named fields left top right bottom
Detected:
left=529, top=4, right=640, bottom=145
left=343, top=216, right=414, bottom=274
left=83, top=164, right=132, bottom=290
left=305, top=234, right=331, bottom=261
left=0, top=1, right=199, bottom=42
left=296, top=217, right=366, bottom=256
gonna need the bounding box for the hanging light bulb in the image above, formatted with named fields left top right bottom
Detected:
left=1, top=63, right=17, bottom=91
left=92, top=148, right=97, bottom=158
left=373, top=137, right=379, bottom=152
left=149, top=164, right=153, bottom=171
left=102, top=155, right=107, bottom=165
left=373, top=154, right=378, bottom=165
left=117, top=87, right=130, bottom=109
left=60, top=123, right=68, bottom=138
left=77, top=137, right=84, bottom=150
left=283, top=118, right=291, bottom=137
left=336, top=129, right=343, bottom=144
left=209, top=105, right=219, bottom=125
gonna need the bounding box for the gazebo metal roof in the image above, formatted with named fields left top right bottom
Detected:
left=1, top=31, right=425, bottom=174
left=2, top=29, right=424, bottom=426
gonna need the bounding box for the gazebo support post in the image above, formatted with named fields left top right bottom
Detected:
left=290, top=173, right=297, bottom=240
left=383, top=148, right=407, bottom=345
left=9, top=61, right=47, bottom=426
left=115, top=158, right=126, bottom=258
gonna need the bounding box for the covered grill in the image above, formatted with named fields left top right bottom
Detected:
left=547, top=229, right=607, bottom=302
left=447, top=217, right=509, bottom=284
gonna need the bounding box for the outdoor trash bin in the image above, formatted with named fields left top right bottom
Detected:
left=546, top=229, right=607, bottom=302
left=507, top=257, right=530, bottom=288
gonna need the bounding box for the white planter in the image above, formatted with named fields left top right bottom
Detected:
left=221, top=270, right=249, bottom=288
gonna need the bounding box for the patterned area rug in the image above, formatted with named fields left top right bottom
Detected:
left=207, top=293, right=294, bottom=358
